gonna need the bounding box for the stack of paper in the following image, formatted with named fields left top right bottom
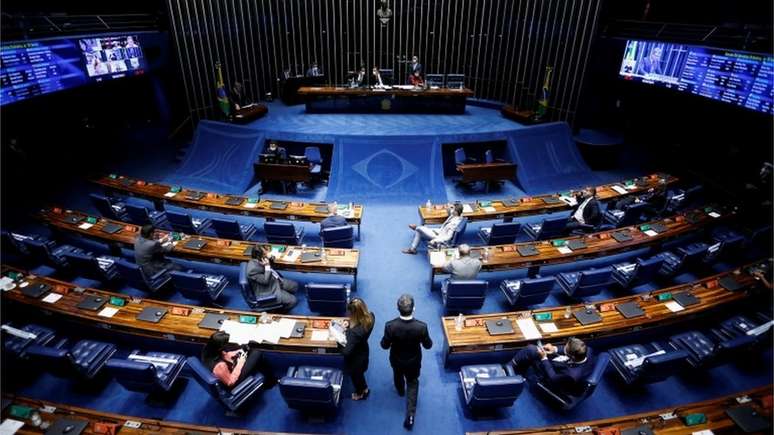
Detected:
left=516, top=318, right=542, bottom=340
left=429, top=251, right=447, bottom=267
left=611, top=185, right=628, bottom=195
left=276, top=318, right=297, bottom=338
left=284, top=249, right=302, bottom=263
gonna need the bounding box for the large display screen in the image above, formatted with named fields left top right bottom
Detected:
left=619, top=39, right=773, bottom=114
left=1, top=34, right=145, bottom=106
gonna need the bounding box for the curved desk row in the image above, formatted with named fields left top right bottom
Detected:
left=39, top=208, right=359, bottom=284
left=467, top=385, right=772, bottom=435
left=429, top=206, right=732, bottom=281
left=2, top=266, right=345, bottom=354
left=442, top=260, right=769, bottom=360
left=93, top=174, right=364, bottom=238
left=419, top=172, right=678, bottom=224
left=2, top=394, right=317, bottom=434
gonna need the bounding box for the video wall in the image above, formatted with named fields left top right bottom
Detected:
left=619, top=39, right=773, bottom=115
left=1, top=34, right=147, bottom=106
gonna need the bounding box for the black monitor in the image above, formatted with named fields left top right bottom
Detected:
left=446, top=74, right=465, bottom=89
left=259, top=154, right=276, bottom=164
left=379, top=69, right=394, bottom=86
left=426, top=74, right=444, bottom=88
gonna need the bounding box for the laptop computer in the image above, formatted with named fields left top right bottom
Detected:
left=291, top=322, right=306, bottom=338
left=21, top=282, right=51, bottom=298
left=541, top=196, right=562, bottom=205
left=517, top=245, right=539, bottom=257
left=650, top=223, right=668, bottom=233
left=673, top=291, right=700, bottom=307
left=270, top=201, right=288, bottom=210
left=573, top=308, right=603, bottom=325
left=45, top=418, right=89, bottom=435
left=186, top=191, right=206, bottom=201
left=225, top=196, right=246, bottom=206
left=76, top=295, right=108, bottom=311
left=301, top=252, right=322, bottom=263
left=616, top=301, right=645, bottom=319
left=137, top=307, right=168, bottom=323
left=64, top=214, right=85, bottom=224
left=612, top=231, right=633, bottom=243
left=726, top=405, right=771, bottom=433
left=184, top=239, right=207, bottom=250
left=101, top=223, right=123, bottom=234
left=485, top=319, right=514, bottom=335
left=198, top=313, right=229, bottom=330
left=719, top=275, right=744, bottom=292
left=567, top=239, right=587, bottom=251
left=621, top=425, right=653, bottom=435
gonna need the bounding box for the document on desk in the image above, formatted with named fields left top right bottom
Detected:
left=482, top=206, right=497, bottom=213
left=556, top=246, right=573, bottom=255
left=255, top=323, right=282, bottom=344
left=164, top=192, right=177, bottom=198
left=0, top=277, right=16, bottom=291
left=611, top=185, right=628, bottom=195
left=243, top=202, right=258, bottom=208
left=644, top=229, right=659, bottom=237
left=276, top=318, right=297, bottom=338
left=462, top=204, right=474, bottom=213
left=98, top=307, right=119, bottom=318
left=539, top=322, right=558, bottom=333
left=78, top=222, right=94, bottom=230
left=0, top=418, right=24, bottom=435
left=430, top=251, right=447, bottom=267
left=42, top=293, right=62, bottom=304
left=516, top=318, right=542, bottom=340
left=283, top=249, right=302, bottom=263
left=311, top=329, right=330, bottom=341
left=664, top=301, right=685, bottom=313
left=220, top=320, right=256, bottom=344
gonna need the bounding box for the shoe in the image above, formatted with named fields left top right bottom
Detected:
left=396, top=389, right=405, bottom=397
left=403, top=414, right=414, bottom=430
left=352, top=389, right=370, bottom=401
left=408, top=224, right=417, bottom=230
left=401, top=248, right=417, bottom=255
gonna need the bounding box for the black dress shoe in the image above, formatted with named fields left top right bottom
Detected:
left=403, top=414, right=414, bottom=430
left=396, top=389, right=405, bottom=397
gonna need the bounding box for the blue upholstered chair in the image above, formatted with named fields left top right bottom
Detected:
left=166, top=210, right=212, bottom=235
left=478, top=222, right=521, bottom=245
left=106, top=350, right=186, bottom=394
left=125, top=204, right=168, bottom=227
left=2, top=323, right=56, bottom=358
left=320, top=225, right=354, bottom=248
left=61, top=251, right=120, bottom=282
left=500, top=276, right=555, bottom=307
left=454, top=148, right=469, bottom=166
left=535, top=352, right=610, bottom=410
left=523, top=216, right=568, bottom=241
left=611, top=256, right=664, bottom=289
left=441, top=280, right=487, bottom=312
left=187, top=356, right=264, bottom=412
left=609, top=342, right=689, bottom=384
left=264, top=222, right=304, bottom=245
left=115, top=258, right=171, bottom=292
left=459, top=364, right=525, bottom=410
left=26, top=339, right=117, bottom=379
left=653, top=242, right=709, bottom=277
left=304, top=146, right=323, bottom=175
left=1, top=230, right=37, bottom=255
left=211, top=218, right=256, bottom=241
left=668, top=331, right=718, bottom=368
left=306, top=283, right=351, bottom=315
left=279, top=366, right=344, bottom=415
left=484, top=149, right=494, bottom=163
left=557, top=267, right=614, bottom=298
left=21, top=238, right=81, bottom=269
left=169, top=270, right=227, bottom=305
left=705, top=228, right=745, bottom=262
left=238, top=262, right=284, bottom=312
left=90, top=194, right=128, bottom=221
left=603, top=201, right=649, bottom=227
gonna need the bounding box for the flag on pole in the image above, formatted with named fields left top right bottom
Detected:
left=536, top=66, right=553, bottom=119
left=215, top=62, right=231, bottom=117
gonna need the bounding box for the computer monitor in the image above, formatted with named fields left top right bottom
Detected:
left=379, top=69, right=394, bottom=86
left=446, top=74, right=465, bottom=89
left=259, top=154, right=276, bottom=164
left=426, top=74, right=444, bottom=88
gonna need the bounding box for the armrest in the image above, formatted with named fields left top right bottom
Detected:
left=285, top=366, right=297, bottom=378
left=149, top=268, right=170, bottom=281
left=232, top=374, right=264, bottom=396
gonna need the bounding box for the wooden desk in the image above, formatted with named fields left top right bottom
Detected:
left=428, top=206, right=732, bottom=281
left=467, top=385, right=773, bottom=435
left=39, top=209, right=359, bottom=286
left=419, top=173, right=678, bottom=224
left=500, top=105, right=546, bottom=125
left=2, top=395, right=323, bottom=435
left=457, top=162, right=518, bottom=185
left=253, top=162, right=314, bottom=183
left=93, top=175, right=363, bottom=238
left=1, top=266, right=345, bottom=354
left=442, top=261, right=768, bottom=360
left=297, top=86, right=475, bottom=114
left=231, top=103, right=268, bottom=124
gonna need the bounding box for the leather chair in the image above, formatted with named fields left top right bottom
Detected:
left=535, top=352, right=610, bottom=410
left=264, top=222, right=304, bottom=245
left=459, top=364, right=525, bottom=410
left=125, top=204, right=168, bottom=227
left=603, top=201, right=649, bottom=227
left=279, top=366, right=344, bottom=414
left=557, top=267, right=614, bottom=298
left=306, top=283, right=351, bottom=315
left=106, top=350, right=186, bottom=394
left=169, top=270, right=227, bottom=305
left=1, top=230, right=37, bottom=255
left=21, top=239, right=81, bottom=269
left=668, top=331, right=717, bottom=368
left=653, top=242, right=709, bottom=277
left=442, top=280, right=487, bottom=312
left=479, top=222, right=521, bottom=245
left=61, top=251, right=120, bottom=282
left=166, top=210, right=212, bottom=235
left=500, top=276, right=555, bottom=307
left=304, top=146, right=323, bottom=175
left=431, top=217, right=468, bottom=249
left=211, top=218, right=256, bottom=241
left=609, top=342, right=689, bottom=384
left=523, top=216, right=568, bottom=241
left=115, top=258, right=171, bottom=292
left=2, top=323, right=56, bottom=358
left=705, top=228, right=745, bottom=262
left=90, top=193, right=128, bottom=221
left=187, top=356, right=264, bottom=412
left=321, top=225, right=354, bottom=248
left=238, top=262, right=285, bottom=311
left=611, top=256, right=664, bottom=289
left=454, top=148, right=473, bottom=166
left=484, top=149, right=494, bottom=163
left=26, top=339, right=117, bottom=379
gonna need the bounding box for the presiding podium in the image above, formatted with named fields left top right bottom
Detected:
left=231, top=103, right=268, bottom=124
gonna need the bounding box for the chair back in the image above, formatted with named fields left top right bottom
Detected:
left=570, top=267, right=613, bottom=298
left=488, top=222, right=521, bottom=245
left=169, top=271, right=209, bottom=300
left=448, top=217, right=468, bottom=247
left=61, top=251, right=104, bottom=281
left=115, top=258, right=159, bottom=291
left=444, top=280, right=487, bottom=311
left=105, top=359, right=159, bottom=392
left=21, top=239, right=63, bottom=267
left=619, top=202, right=648, bottom=226
left=639, top=350, right=689, bottom=383
left=211, top=218, right=243, bottom=240
left=535, top=352, right=609, bottom=410
left=454, top=148, right=466, bottom=166
left=90, top=194, right=121, bottom=220
left=167, top=211, right=197, bottom=234
left=125, top=204, right=153, bottom=225
left=186, top=356, right=229, bottom=401
left=484, top=149, right=494, bottom=163
left=469, top=376, right=525, bottom=408
left=1, top=230, right=29, bottom=255
left=304, top=146, right=322, bottom=164
left=306, top=283, right=349, bottom=314
left=679, top=243, right=709, bottom=269
left=536, top=216, right=567, bottom=240
left=516, top=276, right=555, bottom=305
left=321, top=225, right=354, bottom=248
left=631, top=256, right=664, bottom=286
left=239, top=262, right=282, bottom=310
left=265, top=222, right=300, bottom=245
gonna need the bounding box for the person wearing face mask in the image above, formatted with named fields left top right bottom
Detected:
left=402, top=203, right=464, bottom=255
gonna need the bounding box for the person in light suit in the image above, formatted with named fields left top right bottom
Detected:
left=441, top=244, right=481, bottom=279
left=245, top=246, right=298, bottom=311
left=402, top=203, right=464, bottom=254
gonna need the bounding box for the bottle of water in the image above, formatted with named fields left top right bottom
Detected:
left=426, top=199, right=432, bottom=210
left=483, top=247, right=490, bottom=262
left=455, top=313, right=464, bottom=331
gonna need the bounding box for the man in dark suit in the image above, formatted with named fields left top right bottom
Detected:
left=410, top=56, right=422, bottom=76
left=305, top=62, right=321, bottom=77
left=510, top=337, right=595, bottom=397
left=245, top=246, right=298, bottom=311
left=320, top=203, right=347, bottom=232
left=134, top=224, right=181, bottom=276
left=380, top=294, right=433, bottom=429
left=264, top=141, right=287, bottom=160
left=567, top=186, right=601, bottom=231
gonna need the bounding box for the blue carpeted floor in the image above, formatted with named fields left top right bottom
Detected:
left=4, top=105, right=772, bottom=434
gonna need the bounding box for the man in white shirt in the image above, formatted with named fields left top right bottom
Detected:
left=402, top=203, right=464, bottom=254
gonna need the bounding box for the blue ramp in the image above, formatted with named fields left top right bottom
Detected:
left=166, top=120, right=264, bottom=193
left=327, top=135, right=446, bottom=203
left=507, top=122, right=597, bottom=194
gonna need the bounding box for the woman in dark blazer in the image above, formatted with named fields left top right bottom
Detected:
left=339, top=298, right=375, bottom=400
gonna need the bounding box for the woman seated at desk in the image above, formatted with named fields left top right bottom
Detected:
left=372, top=66, right=385, bottom=88
left=201, top=331, right=277, bottom=389
left=409, top=71, right=424, bottom=87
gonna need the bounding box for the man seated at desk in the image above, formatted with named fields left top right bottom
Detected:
left=441, top=244, right=481, bottom=279
left=612, top=184, right=668, bottom=217
left=509, top=337, right=595, bottom=396
left=246, top=246, right=298, bottom=311
left=230, top=81, right=248, bottom=111
left=321, top=203, right=347, bottom=232
left=356, top=67, right=367, bottom=87
left=134, top=224, right=182, bottom=276
left=402, top=203, right=464, bottom=255
left=567, top=186, right=601, bottom=231
left=306, top=62, right=322, bottom=77
left=372, top=66, right=385, bottom=88
left=264, top=141, right=287, bottom=161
